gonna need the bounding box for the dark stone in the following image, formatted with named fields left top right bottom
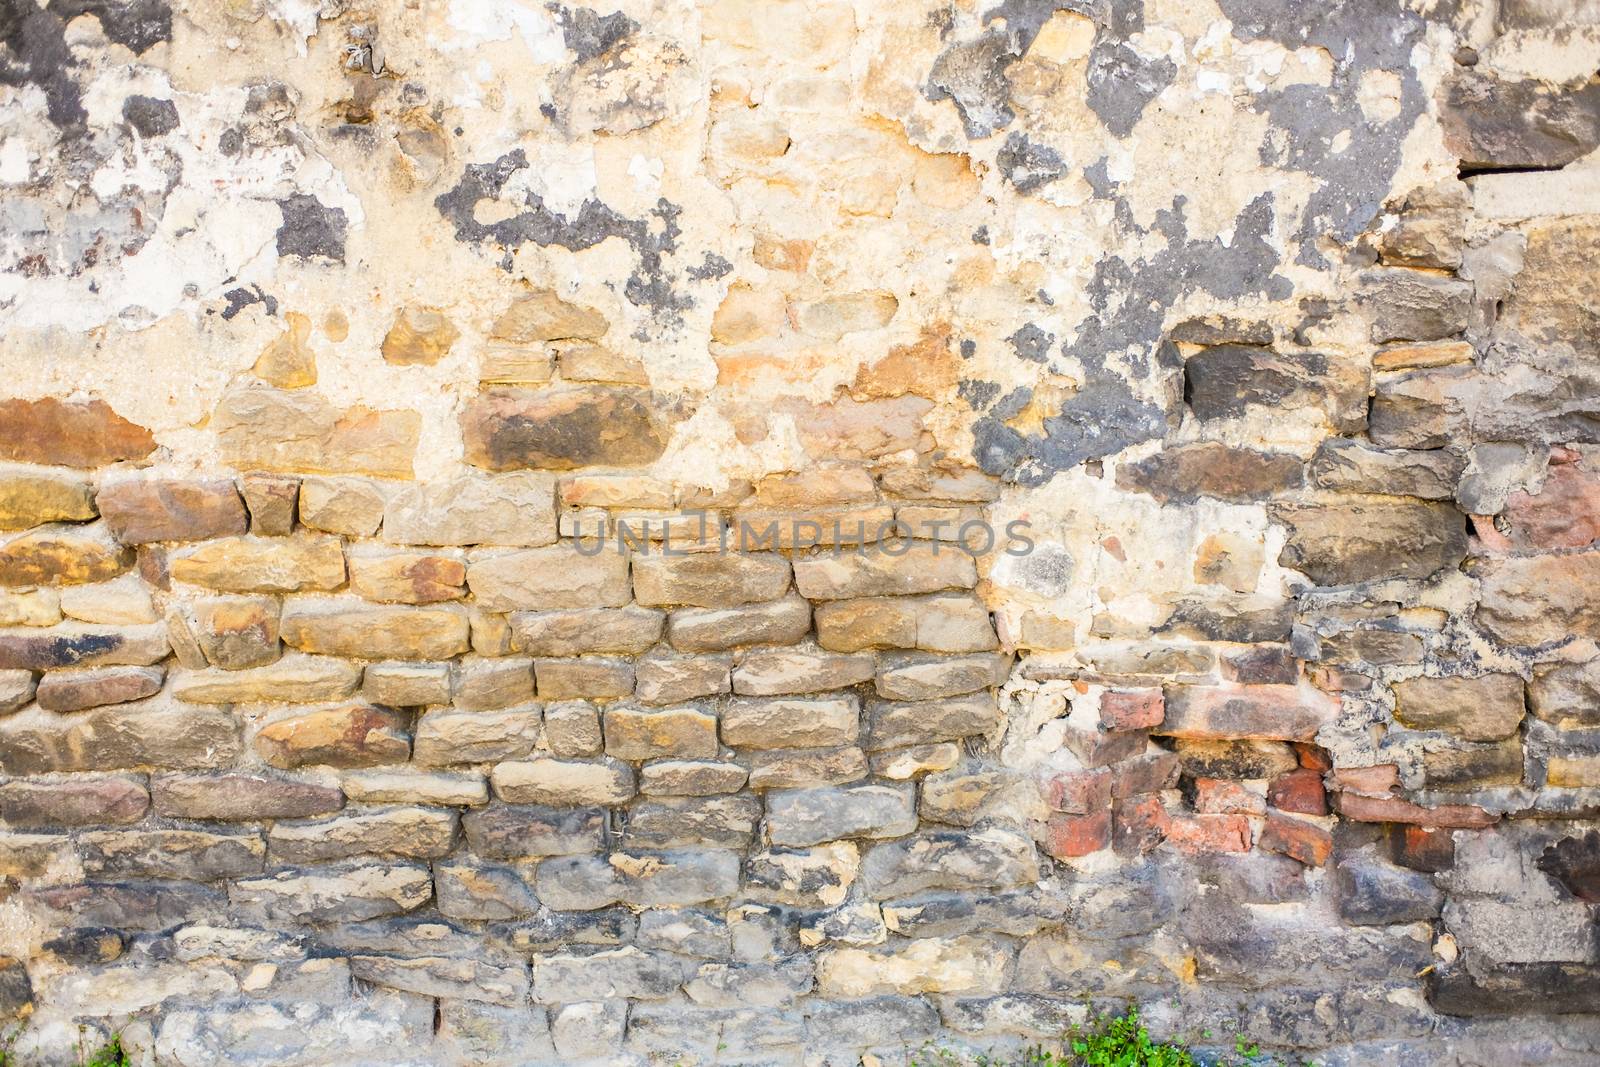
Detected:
left=1420, top=738, right=1524, bottom=790
left=1429, top=961, right=1600, bottom=1015
left=276, top=194, right=347, bottom=261
left=1160, top=599, right=1294, bottom=643
left=1337, top=853, right=1443, bottom=925
left=1441, top=70, right=1600, bottom=171
left=876, top=889, right=1060, bottom=938
left=1309, top=438, right=1463, bottom=500
left=1169, top=317, right=1273, bottom=346
left=0, top=957, right=30, bottom=1020
left=1006, top=323, right=1053, bottom=363
left=1536, top=830, right=1600, bottom=903
left=122, top=93, right=178, bottom=136
left=502, top=907, right=637, bottom=953
left=1359, top=268, right=1472, bottom=343
left=1388, top=824, right=1456, bottom=873
left=554, top=4, right=637, bottom=61
left=462, top=387, right=667, bottom=471
left=621, top=795, right=761, bottom=850
left=1172, top=739, right=1299, bottom=779
left=1221, top=645, right=1298, bottom=685
left=151, top=773, right=343, bottom=821
left=804, top=995, right=940, bottom=1048
left=1186, top=898, right=1432, bottom=989
left=0, top=704, right=242, bottom=775
left=997, top=132, right=1068, bottom=193
left=78, top=828, right=266, bottom=881
left=1197, top=852, right=1308, bottom=904
left=1085, top=40, right=1176, bottom=138
left=42, top=927, right=124, bottom=964
left=29, top=881, right=225, bottom=932
left=1117, top=442, right=1302, bottom=503
left=1183, top=346, right=1327, bottom=421
left=1219, top=1, right=1430, bottom=267
left=462, top=804, right=607, bottom=859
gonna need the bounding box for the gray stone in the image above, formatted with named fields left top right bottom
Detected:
left=1444, top=898, right=1598, bottom=964
left=1360, top=268, right=1473, bottom=342
left=765, top=783, right=916, bottom=847
left=462, top=805, right=606, bottom=859
left=435, top=860, right=540, bottom=921
left=78, top=828, right=266, bottom=881
left=1338, top=853, right=1444, bottom=926
left=267, top=806, right=458, bottom=863
left=638, top=908, right=731, bottom=959
left=537, top=849, right=742, bottom=910
left=552, top=1000, right=627, bottom=1061
left=639, top=759, right=748, bottom=796
left=1309, top=439, right=1463, bottom=500
left=859, top=828, right=1039, bottom=899
left=622, top=795, right=762, bottom=849
left=505, top=908, right=637, bottom=953
left=436, top=999, right=558, bottom=1065
left=230, top=863, right=433, bottom=923
left=543, top=701, right=603, bottom=757
left=533, top=946, right=692, bottom=1003
left=350, top=954, right=531, bottom=1006
left=746, top=746, right=869, bottom=790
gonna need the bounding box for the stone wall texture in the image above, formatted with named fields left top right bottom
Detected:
left=2, top=1, right=1600, bottom=1064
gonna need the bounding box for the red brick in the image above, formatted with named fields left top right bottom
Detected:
left=1110, top=751, right=1180, bottom=798
left=1158, top=684, right=1337, bottom=741
left=1327, top=764, right=1399, bottom=796
left=1112, top=795, right=1169, bottom=855
left=1039, top=768, right=1112, bottom=814
left=1193, top=778, right=1264, bottom=815
left=1389, top=824, right=1456, bottom=873
left=1099, top=689, right=1163, bottom=730
left=1335, top=793, right=1497, bottom=829
left=1043, top=809, right=1111, bottom=858
left=1294, top=742, right=1333, bottom=771
left=1165, top=813, right=1252, bottom=854
left=1268, top=767, right=1328, bottom=815
left=1258, top=812, right=1332, bottom=866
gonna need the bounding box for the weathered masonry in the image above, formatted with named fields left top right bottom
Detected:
left=1, top=1, right=1599, bottom=1064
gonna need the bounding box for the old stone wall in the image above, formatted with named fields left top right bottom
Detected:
left=2, top=0, right=1600, bottom=1064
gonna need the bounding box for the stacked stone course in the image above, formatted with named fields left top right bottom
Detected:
left=5, top=1, right=1600, bottom=1065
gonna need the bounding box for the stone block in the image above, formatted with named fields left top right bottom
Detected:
left=96, top=478, right=247, bottom=544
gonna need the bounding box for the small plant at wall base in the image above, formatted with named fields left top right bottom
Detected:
left=0, top=1029, right=132, bottom=1067
left=908, top=1008, right=1316, bottom=1067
